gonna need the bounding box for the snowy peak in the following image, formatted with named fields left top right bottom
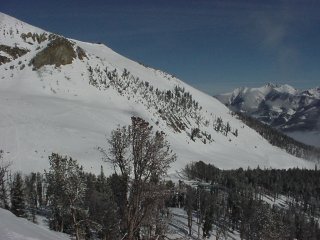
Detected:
left=231, top=83, right=297, bottom=98
left=215, top=84, right=320, bottom=145
left=273, top=84, right=297, bottom=95
left=0, top=13, right=316, bottom=173
left=263, top=82, right=296, bottom=93
left=216, top=83, right=318, bottom=112
left=0, top=12, right=88, bottom=70
left=302, top=87, right=320, bottom=98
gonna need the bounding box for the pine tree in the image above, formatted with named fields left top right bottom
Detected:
left=36, top=172, right=43, bottom=207
left=202, top=202, right=214, bottom=238
left=191, top=128, right=200, bottom=141
left=185, top=186, right=196, bottom=236
left=0, top=151, right=10, bottom=209
left=88, top=182, right=119, bottom=239
left=25, top=172, right=37, bottom=222
left=46, top=153, right=87, bottom=239
left=10, top=172, right=26, bottom=218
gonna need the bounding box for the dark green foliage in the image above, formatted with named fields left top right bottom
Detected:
left=3, top=147, right=173, bottom=240
left=10, top=172, right=26, bottom=218
left=107, top=173, right=127, bottom=231
left=36, top=172, right=43, bottom=207
left=84, top=170, right=119, bottom=240
left=24, top=172, right=37, bottom=222
left=202, top=205, right=214, bottom=238
left=45, top=153, right=87, bottom=239
left=0, top=151, right=10, bottom=209
left=191, top=128, right=200, bottom=141
left=185, top=186, right=196, bottom=236
left=184, top=161, right=320, bottom=240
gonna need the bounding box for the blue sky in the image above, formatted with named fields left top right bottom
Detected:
left=1, top=0, right=320, bottom=94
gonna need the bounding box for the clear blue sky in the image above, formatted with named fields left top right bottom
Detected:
left=1, top=0, right=320, bottom=94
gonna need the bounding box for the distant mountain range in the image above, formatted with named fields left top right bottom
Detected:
left=215, top=83, right=320, bottom=146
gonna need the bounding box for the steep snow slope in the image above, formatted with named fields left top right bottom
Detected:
left=0, top=208, right=70, bottom=240
left=215, top=84, right=320, bottom=146
left=0, top=13, right=315, bottom=174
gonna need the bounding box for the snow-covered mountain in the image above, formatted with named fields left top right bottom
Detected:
left=0, top=12, right=315, bottom=174
left=215, top=84, right=320, bottom=147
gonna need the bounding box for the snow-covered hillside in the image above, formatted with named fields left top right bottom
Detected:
left=0, top=12, right=315, bottom=174
left=0, top=208, right=70, bottom=240
left=215, top=83, right=320, bottom=147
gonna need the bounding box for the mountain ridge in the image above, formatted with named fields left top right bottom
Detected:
left=215, top=83, right=320, bottom=147
left=0, top=12, right=315, bottom=173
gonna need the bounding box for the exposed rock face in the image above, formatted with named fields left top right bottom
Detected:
left=30, top=36, right=87, bottom=69
left=0, top=44, right=29, bottom=65
left=31, top=37, right=77, bottom=69
left=76, top=46, right=87, bottom=60
left=0, top=55, right=10, bottom=65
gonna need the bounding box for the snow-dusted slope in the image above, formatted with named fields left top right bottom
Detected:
left=215, top=84, right=320, bottom=146
left=0, top=208, right=70, bottom=240
left=0, top=12, right=315, bottom=174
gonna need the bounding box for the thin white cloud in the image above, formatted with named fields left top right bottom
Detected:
left=250, top=3, right=301, bottom=79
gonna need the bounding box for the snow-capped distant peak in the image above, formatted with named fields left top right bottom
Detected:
left=303, top=87, right=320, bottom=98
left=265, top=82, right=277, bottom=88
left=215, top=83, right=320, bottom=146
left=253, top=83, right=297, bottom=95
left=274, top=84, right=297, bottom=95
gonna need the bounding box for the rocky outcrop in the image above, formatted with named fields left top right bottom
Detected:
left=76, top=46, right=87, bottom=60
left=0, top=55, right=10, bottom=65
left=0, top=44, right=29, bottom=59
left=30, top=36, right=87, bottom=69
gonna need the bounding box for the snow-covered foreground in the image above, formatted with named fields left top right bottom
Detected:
left=0, top=12, right=316, bottom=175
left=0, top=208, right=70, bottom=240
